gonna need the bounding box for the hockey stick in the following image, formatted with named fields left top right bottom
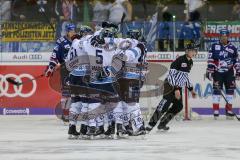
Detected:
left=218, top=88, right=240, bottom=121
left=7, top=74, right=45, bottom=86
left=204, top=74, right=240, bottom=121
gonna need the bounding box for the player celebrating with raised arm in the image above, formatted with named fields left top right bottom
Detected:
left=146, top=43, right=198, bottom=132
left=206, top=29, right=240, bottom=119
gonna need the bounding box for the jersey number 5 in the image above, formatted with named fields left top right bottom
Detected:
left=96, top=49, right=103, bottom=64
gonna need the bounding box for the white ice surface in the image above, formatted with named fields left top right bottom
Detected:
left=0, top=116, right=240, bottom=160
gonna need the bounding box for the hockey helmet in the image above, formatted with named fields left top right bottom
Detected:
left=65, top=23, right=76, bottom=32
left=100, top=27, right=118, bottom=38
left=126, top=29, right=142, bottom=40
left=79, top=25, right=94, bottom=36
left=219, top=29, right=230, bottom=36
left=185, top=42, right=199, bottom=51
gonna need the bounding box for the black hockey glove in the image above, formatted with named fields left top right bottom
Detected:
left=90, top=35, right=105, bottom=48
left=206, top=71, right=213, bottom=81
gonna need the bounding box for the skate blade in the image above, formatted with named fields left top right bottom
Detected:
left=117, top=133, right=129, bottom=139
left=156, top=129, right=169, bottom=133
left=226, top=116, right=234, bottom=120
left=96, top=134, right=106, bottom=139
left=68, top=134, right=79, bottom=140
left=214, top=116, right=218, bottom=120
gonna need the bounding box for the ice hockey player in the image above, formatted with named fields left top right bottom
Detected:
left=206, top=29, right=240, bottom=119
left=65, top=25, right=94, bottom=139
left=44, top=23, right=77, bottom=122
left=87, top=26, right=126, bottom=139
left=146, top=43, right=198, bottom=132
left=117, top=29, right=147, bottom=136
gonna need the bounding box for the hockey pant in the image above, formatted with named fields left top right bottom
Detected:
left=148, top=80, right=183, bottom=127
left=212, top=71, right=236, bottom=112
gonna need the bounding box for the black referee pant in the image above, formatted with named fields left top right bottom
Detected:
left=148, top=79, right=183, bottom=127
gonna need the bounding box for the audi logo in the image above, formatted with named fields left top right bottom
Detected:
left=0, top=74, right=37, bottom=98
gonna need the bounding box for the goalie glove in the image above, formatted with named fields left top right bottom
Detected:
left=206, top=70, right=213, bottom=81
left=44, top=65, right=55, bottom=77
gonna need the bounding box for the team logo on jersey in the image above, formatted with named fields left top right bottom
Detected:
left=181, top=63, right=187, bottom=67
left=225, top=47, right=234, bottom=54
left=215, top=45, right=221, bottom=50
left=0, top=74, right=37, bottom=98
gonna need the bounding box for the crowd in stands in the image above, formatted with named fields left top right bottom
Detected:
left=1, top=0, right=240, bottom=52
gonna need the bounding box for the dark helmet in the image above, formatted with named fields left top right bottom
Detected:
left=79, top=25, right=93, bottom=36
left=100, top=27, right=118, bottom=38
left=126, top=29, right=142, bottom=40
left=102, top=21, right=118, bottom=30
left=185, top=42, right=199, bottom=51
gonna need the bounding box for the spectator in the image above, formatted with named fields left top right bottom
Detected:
left=185, top=0, right=206, bottom=21
left=91, top=0, right=111, bottom=23
left=232, top=0, right=240, bottom=20
left=55, top=0, right=80, bottom=36
left=62, top=0, right=79, bottom=21
left=12, top=0, right=54, bottom=22
left=0, top=0, right=11, bottom=21
left=109, top=0, right=132, bottom=24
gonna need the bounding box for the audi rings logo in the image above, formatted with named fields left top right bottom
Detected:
left=0, top=74, right=37, bottom=98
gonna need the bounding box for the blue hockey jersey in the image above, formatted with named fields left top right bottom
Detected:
left=207, top=41, right=239, bottom=73
left=49, top=36, right=72, bottom=67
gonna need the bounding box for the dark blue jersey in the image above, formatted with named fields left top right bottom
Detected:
left=207, top=41, right=239, bottom=73
left=49, top=36, right=72, bottom=67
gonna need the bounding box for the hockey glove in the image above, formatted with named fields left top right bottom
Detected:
left=206, top=71, right=213, bottom=81
left=44, top=65, right=55, bottom=77
left=71, top=34, right=81, bottom=41
left=90, top=35, right=105, bottom=48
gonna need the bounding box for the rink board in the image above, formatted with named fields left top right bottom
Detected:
left=0, top=52, right=240, bottom=115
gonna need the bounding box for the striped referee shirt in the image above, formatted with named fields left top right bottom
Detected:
left=167, top=54, right=193, bottom=91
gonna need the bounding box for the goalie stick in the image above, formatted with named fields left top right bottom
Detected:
left=7, top=74, right=45, bottom=86
left=204, top=74, right=240, bottom=121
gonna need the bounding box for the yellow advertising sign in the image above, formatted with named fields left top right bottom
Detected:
left=1, top=22, right=56, bottom=42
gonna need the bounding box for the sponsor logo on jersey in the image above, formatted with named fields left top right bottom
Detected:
left=215, top=45, right=221, bottom=50
left=181, top=63, right=187, bottom=67
left=225, top=47, right=234, bottom=54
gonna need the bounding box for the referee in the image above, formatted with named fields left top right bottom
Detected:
left=146, top=43, right=198, bottom=132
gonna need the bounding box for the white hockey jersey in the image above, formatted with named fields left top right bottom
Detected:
left=66, top=35, right=92, bottom=76
left=83, top=39, right=120, bottom=84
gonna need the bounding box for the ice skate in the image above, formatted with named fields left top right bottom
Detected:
left=116, top=124, right=128, bottom=139
left=86, top=126, right=96, bottom=140
left=145, top=124, right=153, bottom=133
left=226, top=110, right=234, bottom=120
left=105, top=123, right=115, bottom=139
left=213, top=110, right=219, bottom=120
left=68, top=124, right=80, bottom=139
left=79, top=124, right=88, bottom=139
left=95, top=126, right=105, bottom=139
left=157, top=124, right=170, bottom=131
left=124, top=124, right=133, bottom=136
